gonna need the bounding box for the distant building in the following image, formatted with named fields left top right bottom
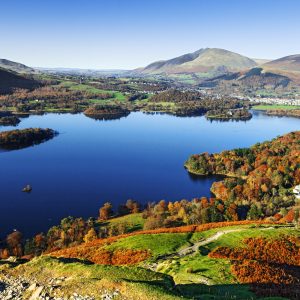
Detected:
left=293, top=185, right=300, bottom=199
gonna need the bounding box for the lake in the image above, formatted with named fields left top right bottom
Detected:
left=0, top=111, right=299, bottom=237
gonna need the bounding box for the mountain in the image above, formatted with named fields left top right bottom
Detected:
left=0, top=68, right=40, bottom=94
left=136, top=48, right=258, bottom=75
left=262, top=54, right=300, bottom=73
left=0, top=58, right=37, bottom=74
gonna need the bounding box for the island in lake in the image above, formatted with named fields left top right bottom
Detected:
left=84, top=104, right=130, bottom=120
left=0, top=115, right=21, bottom=126
left=205, top=108, right=252, bottom=121
left=0, top=128, right=58, bottom=150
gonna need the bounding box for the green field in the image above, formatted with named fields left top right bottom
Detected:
left=252, top=104, right=300, bottom=110
left=190, top=224, right=297, bottom=249
left=105, top=233, right=192, bottom=259
left=59, top=81, right=127, bottom=101
left=100, top=213, right=145, bottom=232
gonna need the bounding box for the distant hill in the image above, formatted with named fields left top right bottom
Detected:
left=0, top=58, right=37, bottom=74
left=201, top=67, right=292, bottom=90
left=0, top=68, right=40, bottom=94
left=238, top=68, right=291, bottom=88
left=136, top=48, right=258, bottom=75
left=263, top=54, right=300, bottom=72
left=38, top=67, right=128, bottom=77
left=252, top=58, right=271, bottom=65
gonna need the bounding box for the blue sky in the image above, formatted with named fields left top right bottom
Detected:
left=1, top=0, right=299, bottom=69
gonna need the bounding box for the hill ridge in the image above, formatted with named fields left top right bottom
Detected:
left=0, top=58, right=36, bottom=74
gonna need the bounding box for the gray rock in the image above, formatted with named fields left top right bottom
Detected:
left=29, top=285, right=44, bottom=300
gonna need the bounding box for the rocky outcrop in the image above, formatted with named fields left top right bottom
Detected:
left=0, top=274, right=120, bottom=299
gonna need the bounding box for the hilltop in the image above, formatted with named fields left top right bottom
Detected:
left=263, top=54, right=300, bottom=73
left=0, top=58, right=37, bottom=74
left=136, top=48, right=258, bottom=75
left=261, top=54, right=300, bottom=83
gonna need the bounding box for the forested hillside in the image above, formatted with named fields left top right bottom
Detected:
left=185, top=131, right=300, bottom=218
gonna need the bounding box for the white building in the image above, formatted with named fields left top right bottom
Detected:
left=293, top=185, right=300, bottom=199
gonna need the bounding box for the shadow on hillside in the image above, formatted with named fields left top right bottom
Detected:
left=176, top=282, right=300, bottom=300
left=123, top=273, right=176, bottom=288
left=0, top=258, right=28, bottom=268
left=52, top=256, right=94, bottom=265
left=122, top=278, right=180, bottom=297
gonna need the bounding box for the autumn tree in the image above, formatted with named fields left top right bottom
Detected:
left=99, top=202, right=113, bottom=220
left=83, top=228, right=97, bottom=243
left=143, top=215, right=165, bottom=230
left=6, top=230, right=23, bottom=257
left=126, top=199, right=140, bottom=214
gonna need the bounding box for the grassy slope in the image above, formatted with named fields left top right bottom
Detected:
left=157, top=225, right=299, bottom=300
left=105, top=233, right=192, bottom=259
left=100, top=213, right=145, bottom=232
left=60, top=80, right=127, bottom=101
left=190, top=224, right=298, bottom=248
left=3, top=223, right=298, bottom=300
left=8, top=256, right=183, bottom=300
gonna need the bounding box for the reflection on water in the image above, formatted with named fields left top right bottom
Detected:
left=187, top=171, right=225, bottom=183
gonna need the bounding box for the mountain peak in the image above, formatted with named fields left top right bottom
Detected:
left=138, top=48, right=257, bottom=75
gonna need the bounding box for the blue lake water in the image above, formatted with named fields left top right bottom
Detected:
left=0, top=111, right=299, bottom=237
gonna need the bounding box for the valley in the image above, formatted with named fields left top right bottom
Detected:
left=0, top=48, right=300, bottom=300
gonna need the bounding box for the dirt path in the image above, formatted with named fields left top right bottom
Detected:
left=146, top=228, right=244, bottom=272
left=146, top=226, right=279, bottom=272
left=177, top=228, right=242, bottom=256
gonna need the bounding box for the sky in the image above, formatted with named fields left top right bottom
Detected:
left=1, top=0, right=299, bottom=69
